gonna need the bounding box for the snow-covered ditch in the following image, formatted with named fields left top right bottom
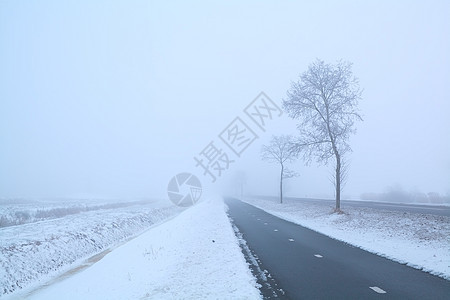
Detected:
left=240, top=196, right=450, bottom=280
left=0, top=199, right=183, bottom=297
left=12, top=196, right=260, bottom=300
left=0, top=199, right=152, bottom=228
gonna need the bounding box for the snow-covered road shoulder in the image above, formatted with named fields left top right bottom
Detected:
left=25, top=197, right=261, bottom=300
left=240, top=197, right=450, bottom=280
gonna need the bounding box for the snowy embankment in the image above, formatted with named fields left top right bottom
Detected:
left=0, top=200, right=183, bottom=297
left=241, top=196, right=450, bottom=280
left=12, top=196, right=260, bottom=300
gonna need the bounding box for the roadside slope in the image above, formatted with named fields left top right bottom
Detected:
left=19, top=196, right=260, bottom=300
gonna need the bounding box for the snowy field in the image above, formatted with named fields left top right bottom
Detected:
left=0, top=198, right=160, bottom=228
left=240, top=196, right=450, bottom=280
left=7, top=196, right=261, bottom=300
left=0, top=198, right=184, bottom=297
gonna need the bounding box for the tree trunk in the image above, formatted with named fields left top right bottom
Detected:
left=335, top=154, right=341, bottom=212
left=280, top=164, right=284, bottom=204
left=325, top=107, right=342, bottom=212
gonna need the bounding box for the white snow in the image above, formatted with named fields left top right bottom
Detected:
left=9, top=196, right=260, bottom=300
left=240, top=196, right=450, bottom=280
left=0, top=200, right=183, bottom=297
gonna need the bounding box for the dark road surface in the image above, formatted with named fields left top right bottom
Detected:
left=226, top=198, right=450, bottom=300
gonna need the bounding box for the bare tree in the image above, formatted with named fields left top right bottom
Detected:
left=261, top=135, right=298, bottom=203
left=283, top=59, right=362, bottom=212
left=233, top=170, right=247, bottom=197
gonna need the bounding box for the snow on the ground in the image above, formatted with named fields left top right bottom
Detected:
left=1, top=200, right=183, bottom=297
left=0, top=198, right=154, bottom=228
left=12, top=196, right=261, bottom=300
left=240, top=196, right=450, bottom=280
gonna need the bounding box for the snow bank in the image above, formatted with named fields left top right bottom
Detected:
left=19, top=196, right=261, bottom=300
left=240, top=197, right=450, bottom=280
left=0, top=199, right=152, bottom=228
left=1, top=202, right=182, bottom=297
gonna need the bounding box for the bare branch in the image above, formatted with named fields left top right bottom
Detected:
left=283, top=168, right=299, bottom=180
left=261, top=135, right=297, bottom=165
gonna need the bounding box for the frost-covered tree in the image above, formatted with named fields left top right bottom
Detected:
left=283, top=59, right=362, bottom=212
left=261, top=135, right=298, bottom=204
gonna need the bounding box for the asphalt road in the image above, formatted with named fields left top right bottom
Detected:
left=226, top=198, right=450, bottom=300
left=255, top=196, right=450, bottom=217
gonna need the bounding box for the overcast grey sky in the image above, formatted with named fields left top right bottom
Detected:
left=1, top=0, right=449, bottom=199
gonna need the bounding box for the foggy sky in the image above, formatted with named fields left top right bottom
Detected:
left=1, top=0, right=449, bottom=199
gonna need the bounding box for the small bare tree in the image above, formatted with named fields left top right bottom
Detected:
left=283, top=59, right=362, bottom=212
left=261, top=135, right=298, bottom=203
left=233, top=170, right=247, bottom=197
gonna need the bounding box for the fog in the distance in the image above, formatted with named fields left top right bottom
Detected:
left=1, top=1, right=449, bottom=202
